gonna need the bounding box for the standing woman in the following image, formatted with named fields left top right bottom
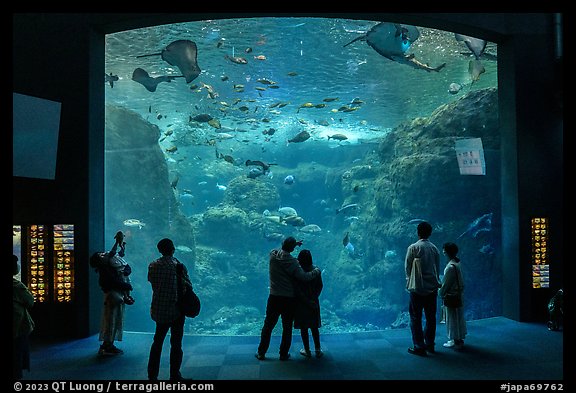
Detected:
left=439, top=242, right=467, bottom=349
left=13, top=255, right=35, bottom=379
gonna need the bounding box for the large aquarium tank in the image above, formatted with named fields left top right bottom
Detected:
left=104, top=17, right=501, bottom=335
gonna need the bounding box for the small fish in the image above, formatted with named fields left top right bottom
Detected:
left=123, top=219, right=146, bottom=229
left=448, top=82, right=462, bottom=94
left=284, top=175, right=295, bottom=185
left=175, top=245, right=193, bottom=253
left=254, top=55, right=267, bottom=60
left=247, top=168, right=265, bottom=179
left=278, top=207, right=298, bottom=217
left=408, top=218, right=427, bottom=224
left=343, top=232, right=350, bottom=246
left=191, top=114, right=213, bottom=122
left=245, top=159, right=277, bottom=172
left=287, top=130, right=311, bottom=144
left=336, top=203, right=359, bottom=214
left=327, top=134, right=348, bottom=141
left=299, top=224, right=322, bottom=233
left=216, top=183, right=227, bottom=191
left=257, top=78, right=276, bottom=85
left=345, top=242, right=355, bottom=254
left=225, top=54, right=248, bottom=64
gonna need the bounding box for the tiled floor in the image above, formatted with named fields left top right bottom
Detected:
left=23, top=317, right=565, bottom=387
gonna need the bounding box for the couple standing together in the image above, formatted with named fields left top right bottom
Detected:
left=255, top=236, right=324, bottom=361
left=405, top=221, right=467, bottom=356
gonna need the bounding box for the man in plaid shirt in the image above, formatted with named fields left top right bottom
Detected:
left=147, top=238, right=192, bottom=381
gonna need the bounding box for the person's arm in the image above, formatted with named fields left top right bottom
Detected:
left=405, top=247, right=414, bottom=282
left=439, top=265, right=456, bottom=298
left=290, top=260, right=320, bottom=281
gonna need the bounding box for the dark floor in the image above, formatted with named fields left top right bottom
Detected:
left=22, top=317, right=565, bottom=388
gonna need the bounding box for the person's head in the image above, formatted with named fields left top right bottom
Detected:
left=281, top=236, right=302, bottom=252
left=13, top=255, right=20, bottom=276
left=443, top=242, right=459, bottom=260
left=417, top=221, right=433, bottom=239
left=157, top=238, right=175, bottom=256
left=297, top=249, right=313, bottom=269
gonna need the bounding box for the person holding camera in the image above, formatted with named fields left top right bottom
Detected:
left=255, top=236, right=321, bottom=361
left=98, top=231, right=134, bottom=356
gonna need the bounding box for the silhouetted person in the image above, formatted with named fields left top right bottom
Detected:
left=13, top=254, right=35, bottom=379
left=98, top=231, right=133, bottom=355
left=294, top=249, right=324, bottom=358
left=439, top=242, right=467, bottom=349
left=405, top=221, right=441, bottom=356
left=147, top=238, right=192, bottom=381
left=255, top=237, right=320, bottom=361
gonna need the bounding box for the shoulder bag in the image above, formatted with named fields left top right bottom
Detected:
left=407, top=257, right=423, bottom=291
left=176, top=262, right=201, bottom=318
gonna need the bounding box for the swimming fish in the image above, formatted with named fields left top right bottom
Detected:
left=327, top=134, right=348, bottom=141
left=247, top=168, right=265, bottom=179
left=344, top=22, right=446, bottom=72
left=136, top=40, right=201, bottom=83
left=455, top=33, right=487, bottom=60
left=123, top=219, right=146, bottom=229
left=225, top=54, right=248, bottom=64
left=299, top=224, right=322, bottom=233
left=131, top=68, right=181, bottom=92
left=284, top=175, right=295, bottom=185
left=448, top=83, right=462, bottom=94
left=336, top=203, right=359, bottom=214
left=343, top=231, right=350, bottom=247
left=457, top=212, right=493, bottom=239
left=287, top=130, right=311, bottom=144
left=245, top=159, right=277, bottom=172
left=216, top=183, right=227, bottom=191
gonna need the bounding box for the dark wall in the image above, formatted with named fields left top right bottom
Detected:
left=12, top=13, right=563, bottom=338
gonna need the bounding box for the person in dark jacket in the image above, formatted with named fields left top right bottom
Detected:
left=293, top=249, right=324, bottom=358
left=97, top=232, right=133, bottom=356
left=255, top=237, right=321, bottom=361
left=13, top=255, right=35, bottom=380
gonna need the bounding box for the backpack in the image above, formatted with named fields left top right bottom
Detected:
left=90, top=251, right=110, bottom=270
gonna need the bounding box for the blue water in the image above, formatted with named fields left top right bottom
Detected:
left=104, top=17, right=499, bottom=335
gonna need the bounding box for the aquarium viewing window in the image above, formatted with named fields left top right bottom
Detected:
left=105, top=17, right=501, bottom=335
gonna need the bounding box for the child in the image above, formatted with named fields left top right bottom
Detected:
left=109, top=231, right=134, bottom=305
left=294, top=249, right=324, bottom=358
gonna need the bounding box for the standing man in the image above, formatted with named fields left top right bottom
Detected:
left=405, top=221, right=441, bottom=356
left=255, top=236, right=321, bottom=361
left=147, top=238, right=191, bottom=381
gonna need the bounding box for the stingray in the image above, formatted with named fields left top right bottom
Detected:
left=455, top=33, right=487, bottom=60
left=131, top=68, right=181, bottom=92
left=137, top=40, right=201, bottom=83
left=344, top=22, right=445, bottom=72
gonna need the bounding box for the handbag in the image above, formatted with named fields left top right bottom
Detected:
left=407, top=257, right=423, bottom=291
left=443, top=263, right=463, bottom=308
left=176, top=262, right=201, bottom=318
